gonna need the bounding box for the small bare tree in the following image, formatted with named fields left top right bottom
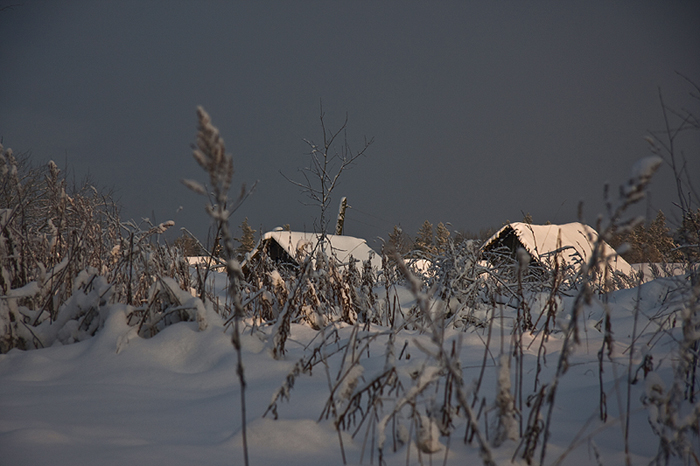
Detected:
left=283, top=103, right=373, bottom=238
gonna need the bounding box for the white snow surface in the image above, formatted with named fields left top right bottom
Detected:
left=485, top=222, right=634, bottom=276
left=1, top=273, right=698, bottom=465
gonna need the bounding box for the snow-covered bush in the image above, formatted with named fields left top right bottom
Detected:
left=0, top=143, right=196, bottom=353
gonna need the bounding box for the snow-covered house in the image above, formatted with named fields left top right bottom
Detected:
left=482, top=222, right=633, bottom=277
left=242, top=229, right=381, bottom=273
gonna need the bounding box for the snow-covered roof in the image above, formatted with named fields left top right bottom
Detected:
left=253, top=230, right=381, bottom=270
left=483, top=222, right=633, bottom=276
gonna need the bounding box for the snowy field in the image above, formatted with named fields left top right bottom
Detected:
left=1, top=271, right=697, bottom=466
left=1, top=121, right=698, bottom=465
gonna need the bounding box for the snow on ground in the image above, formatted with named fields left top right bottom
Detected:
left=0, top=274, right=697, bottom=465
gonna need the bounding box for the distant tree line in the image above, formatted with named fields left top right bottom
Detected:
left=386, top=220, right=496, bottom=258
left=173, top=217, right=258, bottom=262
left=609, top=209, right=700, bottom=264
left=385, top=209, right=699, bottom=265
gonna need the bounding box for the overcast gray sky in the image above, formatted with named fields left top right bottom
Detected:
left=1, top=1, right=699, bottom=249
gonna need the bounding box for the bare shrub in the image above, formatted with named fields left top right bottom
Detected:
left=0, top=147, right=125, bottom=351
left=0, top=141, right=199, bottom=353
